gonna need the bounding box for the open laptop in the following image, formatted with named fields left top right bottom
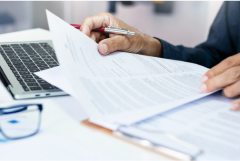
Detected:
left=0, top=40, right=68, bottom=99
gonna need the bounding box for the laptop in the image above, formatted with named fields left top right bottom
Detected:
left=0, top=40, right=68, bottom=99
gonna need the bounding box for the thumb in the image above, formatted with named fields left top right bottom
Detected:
left=98, top=35, right=129, bottom=55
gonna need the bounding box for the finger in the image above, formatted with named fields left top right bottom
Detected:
left=201, top=54, right=240, bottom=83
left=200, top=66, right=240, bottom=93
left=80, top=13, right=110, bottom=37
left=89, top=32, right=101, bottom=42
left=98, top=35, right=130, bottom=55
left=231, top=98, right=240, bottom=111
left=222, top=80, right=240, bottom=98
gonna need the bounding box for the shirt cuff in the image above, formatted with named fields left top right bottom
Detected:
left=153, top=37, right=182, bottom=61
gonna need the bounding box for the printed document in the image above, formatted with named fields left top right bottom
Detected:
left=119, top=92, right=240, bottom=160
left=36, top=66, right=240, bottom=160
left=46, top=10, right=216, bottom=125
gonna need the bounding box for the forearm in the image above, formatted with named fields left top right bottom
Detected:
left=155, top=38, right=222, bottom=68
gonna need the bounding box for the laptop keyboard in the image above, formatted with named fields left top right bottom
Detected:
left=0, top=43, right=59, bottom=92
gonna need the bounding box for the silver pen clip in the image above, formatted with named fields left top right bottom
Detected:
left=105, top=26, right=135, bottom=35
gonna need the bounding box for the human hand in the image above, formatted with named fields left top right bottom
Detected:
left=80, top=12, right=161, bottom=57
left=200, top=53, right=240, bottom=111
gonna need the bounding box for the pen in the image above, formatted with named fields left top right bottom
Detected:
left=70, top=24, right=135, bottom=35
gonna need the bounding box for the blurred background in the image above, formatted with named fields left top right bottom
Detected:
left=0, top=1, right=223, bottom=47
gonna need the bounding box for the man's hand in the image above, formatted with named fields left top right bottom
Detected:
left=200, top=53, right=240, bottom=111
left=80, top=12, right=161, bottom=57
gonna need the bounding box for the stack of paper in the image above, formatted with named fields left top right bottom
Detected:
left=43, top=10, right=215, bottom=125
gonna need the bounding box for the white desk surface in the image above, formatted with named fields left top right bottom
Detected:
left=0, top=29, right=170, bottom=160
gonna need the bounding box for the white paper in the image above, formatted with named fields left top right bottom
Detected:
left=119, top=92, right=240, bottom=160
left=0, top=131, right=112, bottom=160
left=35, top=66, right=75, bottom=95
left=46, top=10, right=216, bottom=125
left=35, top=67, right=119, bottom=130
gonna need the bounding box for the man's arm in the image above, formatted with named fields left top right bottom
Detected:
left=155, top=2, right=238, bottom=68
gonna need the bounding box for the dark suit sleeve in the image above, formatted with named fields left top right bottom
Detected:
left=155, top=2, right=237, bottom=68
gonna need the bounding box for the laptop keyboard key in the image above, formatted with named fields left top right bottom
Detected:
left=27, top=52, right=37, bottom=56
left=22, top=59, right=33, bottom=63
left=17, top=68, right=27, bottom=71
left=19, top=71, right=30, bottom=75
left=3, top=56, right=9, bottom=60
left=20, top=44, right=30, bottom=47
left=6, top=54, right=16, bottom=57
left=22, top=75, right=33, bottom=79
left=8, top=55, right=19, bottom=59
left=1, top=45, right=10, bottom=48
left=14, top=65, right=25, bottom=68
left=25, top=79, right=36, bottom=82
left=32, top=57, right=42, bottom=60
left=38, top=80, right=47, bottom=83
left=41, top=56, right=52, bottom=59
left=47, top=62, right=58, bottom=65
left=11, top=59, right=21, bottom=62
left=19, top=56, right=30, bottom=60
left=25, top=65, right=38, bottom=68
left=10, top=67, right=15, bottom=70
left=15, top=51, right=25, bottom=54
left=24, top=62, right=35, bottom=65
left=14, top=74, right=20, bottom=77
left=40, top=67, right=49, bottom=70
left=11, top=44, right=20, bottom=47
left=40, top=84, right=54, bottom=90
left=13, top=62, right=23, bottom=65
left=29, top=68, right=40, bottom=72
left=30, top=55, right=40, bottom=58
left=27, top=83, right=39, bottom=86
left=49, top=65, right=58, bottom=68
left=5, top=50, right=14, bottom=54
left=5, top=58, right=10, bottom=62
left=19, top=82, right=26, bottom=85
left=34, top=61, right=45, bottom=64
left=30, top=87, right=42, bottom=90
left=22, top=86, right=30, bottom=91
left=8, top=64, right=13, bottom=67
left=43, top=58, right=54, bottom=62
left=12, top=70, right=18, bottom=74
left=16, top=77, right=23, bottom=81
left=38, top=53, right=48, bottom=56
left=38, top=64, right=48, bottom=67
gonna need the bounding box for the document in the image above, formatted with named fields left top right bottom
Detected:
left=36, top=67, right=240, bottom=160
left=119, top=92, right=240, bottom=160
left=35, top=66, right=119, bottom=130
left=36, top=66, right=75, bottom=95
left=36, top=65, right=240, bottom=160
left=46, top=10, right=217, bottom=125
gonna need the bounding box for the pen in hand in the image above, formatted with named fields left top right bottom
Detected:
left=70, top=24, right=135, bottom=35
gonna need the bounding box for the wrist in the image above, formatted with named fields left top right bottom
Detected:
left=139, top=34, right=162, bottom=57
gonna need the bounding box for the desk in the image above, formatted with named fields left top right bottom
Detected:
left=0, top=29, right=170, bottom=160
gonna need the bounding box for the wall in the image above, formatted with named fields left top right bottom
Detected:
left=32, top=1, right=65, bottom=29
left=69, top=1, right=223, bottom=47
left=0, top=1, right=223, bottom=48
left=0, top=1, right=32, bottom=34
